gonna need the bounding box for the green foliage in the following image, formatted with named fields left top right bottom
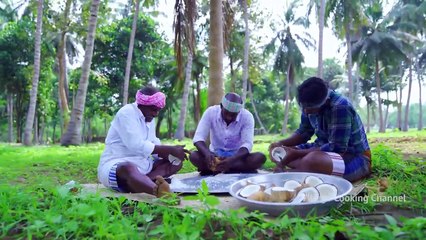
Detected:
left=323, top=58, right=344, bottom=87
left=0, top=20, right=34, bottom=93
left=245, top=77, right=301, bottom=133
left=92, top=14, right=172, bottom=97
left=371, top=144, right=426, bottom=208
left=184, top=180, right=220, bottom=208
left=2, top=183, right=422, bottom=239
left=1, top=132, right=426, bottom=238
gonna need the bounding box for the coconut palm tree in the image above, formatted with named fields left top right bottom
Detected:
left=306, top=0, right=326, bottom=78
left=325, top=0, right=366, bottom=102
left=122, top=0, right=141, bottom=105
left=240, top=0, right=249, bottom=105
left=174, top=0, right=197, bottom=140
left=208, top=0, right=224, bottom=106
left=352, top=2, right=407, bottom=133
left=265, top=0, right=315, bottom=135
left=23, top=0, right=43, bottom=146
left=61, top=0, right=101, bottom=146
left=53, top=0, right=81, bottom=132
left=388, top=0, right=425, bottom=131
left=359, top=75, right=375, bottom=133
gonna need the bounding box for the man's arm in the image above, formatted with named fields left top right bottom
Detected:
left=194, top=141, right=211, bottom=158
left=276, top=133, right=308, bottom=147
left=192, top=107, right=212, bottom=158
left=239, top=111, right=254, bottom=152
left=152, top=145, right=189, bottom=161
left=280, top=146, right=319, bottom=166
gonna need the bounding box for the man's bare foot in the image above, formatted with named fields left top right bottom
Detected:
left=153, top=175, right=171, bottom=198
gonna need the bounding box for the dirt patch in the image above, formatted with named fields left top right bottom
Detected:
left=370, top=136, right=426, bottom=160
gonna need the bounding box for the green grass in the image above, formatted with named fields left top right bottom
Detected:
left=1, top=132, right=426, bottom=238
left=367, top=128, right=426, bottom=138
left=0, top=144, right=102, bottom=187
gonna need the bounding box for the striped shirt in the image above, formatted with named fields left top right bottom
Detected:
left=295, top=91, right=370, bottom=155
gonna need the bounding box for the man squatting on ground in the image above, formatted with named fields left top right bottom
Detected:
left=97, top=86, right=190, bottom=197
left=189, top=92, right=266, bottom=175
left=269, top=77, right=372, bottom=182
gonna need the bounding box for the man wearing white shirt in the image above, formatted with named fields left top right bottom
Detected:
left=189, top=92, right=266, bottom=175
left=98, top=86, right=190, bottom=197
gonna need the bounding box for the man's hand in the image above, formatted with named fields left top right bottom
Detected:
left=215, top=157, right=233, bottom=172
left=268, top=141, right=283, bottom=152
left=155, top=145, right=190, bottom=161
left=203, top=152, right=216, bottom=170
left=268, top=141, right=283, bottom=163
left=279, top=146, right=300, bottom=166
left=169, top=145, right=191, bottom=160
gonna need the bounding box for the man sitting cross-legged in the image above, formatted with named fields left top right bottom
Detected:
left=97, top=86, right=190, bottom=198
left=269, top=77, right=371, bottom=182
left=189, top=92, right=266, bottom=175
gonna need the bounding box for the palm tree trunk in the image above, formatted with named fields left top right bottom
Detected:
left=82, top=118, right=86, bottom=143
left=395, top=89, right=400, bottom=130
left=353, top=63, right=360, bottom=107
left=375, top=58, right=385, bottom=132
left=317, top=0, right=325, bottom=78
left=229, top=57, right=236, bottom=92
left=208, top=0, right=224, bottom=106
left=23, top=0, right=43, bottom=146
left=403, top=61, right=413, bottom=131
left=194, top=77, right=201, bottom=124
left=7, top=93, right=13, bottom=143
left=52, top=121, right=57, bottom=143
left=58, top=33, right=70, bottom=129
left=39, top=117, right=45, bottom=144
left=104, top=118, right=107, bottom=136
left=61, top=0, right=101, bottom=146
left=167, top=108, right=173, bottom=138
left=417, top=63, right=423, bottom=130
left=241, top=0, right=249, bottom=105
left=281, top=65, right=291, bottom=135
left=367, top=102, right=370, bottom=133
left=86, top=118, right=92, bottom=143
left=175, top=52, right=193, bottom=140
left=33, top=111, right=38, bottom=144
left=384, top=91, right=389, bottom=128
left=249, top=82, right=268, bottom=134
left=122, top=0, right=141, bottom=105
left=57, top=0, right=72, bottom=130
left=397, top=71, right=404, bottom=130
left=345, top=20, right=353, bottom=102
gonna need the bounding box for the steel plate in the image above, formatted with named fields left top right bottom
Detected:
left=170, top=173, right=262, bottom=193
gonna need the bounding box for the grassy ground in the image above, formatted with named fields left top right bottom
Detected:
left=1, top=130, right=425, bottom=238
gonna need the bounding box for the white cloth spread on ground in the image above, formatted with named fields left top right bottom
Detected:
left=192, top=105, right=254, bottom=152
left=97, top=103, right=160, bottom=187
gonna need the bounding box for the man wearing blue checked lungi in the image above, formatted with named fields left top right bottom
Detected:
left=269, top=77, right=371, bottom=182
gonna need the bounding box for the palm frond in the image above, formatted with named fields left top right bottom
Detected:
left=173, top=0, right=197, bottom=80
